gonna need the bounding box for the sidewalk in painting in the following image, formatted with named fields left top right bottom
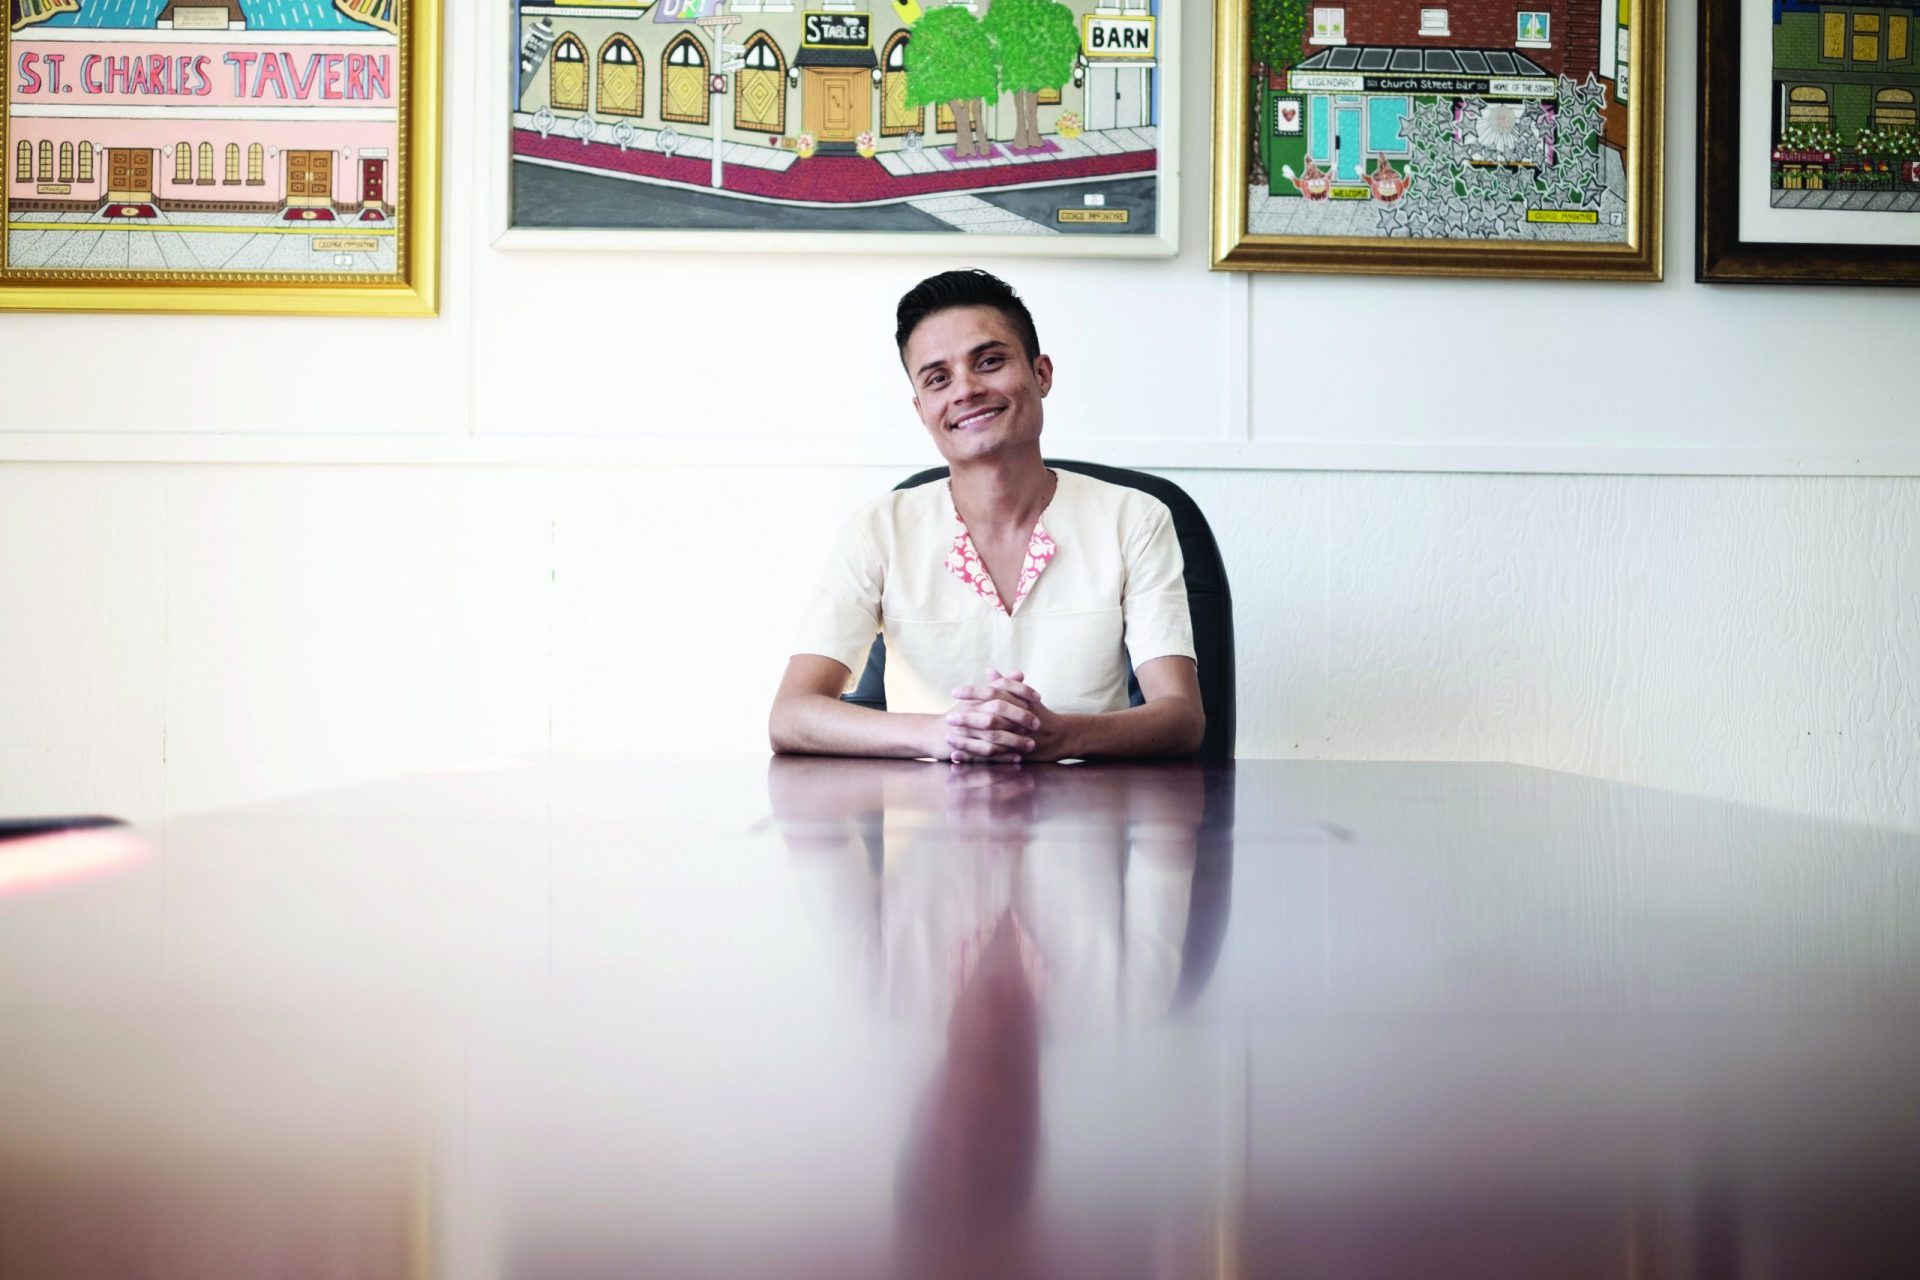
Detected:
left=511, top=113, right=1155, bottom=206
left=5, top=208, right=396, bottom=273
left=1771, top=190, right=1920, bottom=212
left=1246, top=146, right=1628, bottom=242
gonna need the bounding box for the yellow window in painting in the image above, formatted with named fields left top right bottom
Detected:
left=598, top=36, right=642, bottom=117
left=198, top=141, right=214, bottom=183
left=174, top=140, right=191, bottom=182
left=39, top=140, right=53, bottom=180
left=1824, top=11, right=1845, bottom=58
left=78, top=140, right=93, bottom=183
left=735, top=33, right=784, bottom=134
left=1853, top=12, right=1880, bottom=63
left=15, top=141, right=29, bottom=183
left=1892, top=14, right=1910, bottom=60
left=882, top=33, right=920, bottom=135
left=225, top=143, right=240, bottom=183
left=1788, top=84, right=1832, bottom=123
left=551, top=35, right=587, bottom=112
left=663, top=34, right=709, bottom=126
left=248, top=142, right=264, bottom=184
left=59, top=141, right=72, bottom=182
left=1875, top=87, right=1916, bottom=128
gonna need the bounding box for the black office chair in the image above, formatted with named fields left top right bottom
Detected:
left=840, top=459, right=1235, bottom=762
left=0, top=816, right=126, bottom=843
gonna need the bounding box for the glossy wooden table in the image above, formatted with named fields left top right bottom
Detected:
left=3, top=757, right=1917, bottom=1279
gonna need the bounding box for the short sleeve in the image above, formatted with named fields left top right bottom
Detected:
left=1120, top=502, right=1195, bottom=667
left=791, top=513, right=885, bottom=683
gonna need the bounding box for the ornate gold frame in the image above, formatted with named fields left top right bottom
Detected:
left=1211, top=0, right=1665, bottom=279
left=0, top=2, right=440, bottom=316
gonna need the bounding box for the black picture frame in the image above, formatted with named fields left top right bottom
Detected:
left=1697, top=0, right=1920, bottom=285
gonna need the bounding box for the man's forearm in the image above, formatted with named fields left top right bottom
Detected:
left=1056, top=697, right=1205, bottom=760
left=769, top=694, right=940, bottom=759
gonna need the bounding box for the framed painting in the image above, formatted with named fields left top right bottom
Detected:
left=1698, top=0, right=1920, bottom=285
left=2, top=0, right=440, bottom=316
left=489, top=0, right=1177, bottom=255
left=1211, top=0, right=1665, bottom=278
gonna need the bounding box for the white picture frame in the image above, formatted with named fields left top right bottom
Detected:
left=486, top=0, right=1179, bottom=256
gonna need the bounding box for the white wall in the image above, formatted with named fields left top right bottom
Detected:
left=3, top=0, right=1917, bottom=831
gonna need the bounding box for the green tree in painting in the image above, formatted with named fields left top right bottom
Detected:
left=983, top=0, right=1080, bottom=152
left=1249, top=0, right=1307, bottom=76
left=906, top=5, right=999, bottom=158
left=1247, top=0, right=1306, bottom=183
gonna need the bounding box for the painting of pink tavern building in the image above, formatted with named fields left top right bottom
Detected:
left=508, top=0, right=1166, bottom=239
left=1246, top=0, right=1633, bottom=240
left=5, top=0, right=407, bottom=277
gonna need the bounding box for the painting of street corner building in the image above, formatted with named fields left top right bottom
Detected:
left=2, top=0, right=440, bottom=315
left=505, top=0, right=1175, bottom=250
left=1212, top=0, right=1664, bottom=277
left=1768, top=2, right=1920, bottom=211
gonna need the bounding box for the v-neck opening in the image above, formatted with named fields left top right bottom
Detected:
left=943, top=471, right=1061, bottom=617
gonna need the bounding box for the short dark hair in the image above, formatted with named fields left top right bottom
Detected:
left=895, top=269, right=1041, bottom=365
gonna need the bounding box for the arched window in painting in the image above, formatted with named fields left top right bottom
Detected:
left=881, top=32, right=921, bottom=136
left=1874, top=87, right=1915, bottom=131
left=77, top=141, right=93, bottom=183
left=226, top=142, right=241, bottom=183
left=248, top=142, right=265, bottom=184
left=174, top=140, right=192, bottom=183
left=1787, top=85, right=1830, bottom=126
left=551, top=35, right=588, bottom=112
left=734, top=33, right=784, bottom=134
left=16, top=141, right=30, bottom=183
left=598, top=35, right=642, bottom=117
left=40, top=139, right=54, bottom=180
left=59, top=141, right=73, bottom=182
left=662, top=34, right=709, bottom=126
left=198, top=141, right=214, bottom=183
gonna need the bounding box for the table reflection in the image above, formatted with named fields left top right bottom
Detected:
left=764, top=760, right=1238, bottom=1276
left=768, top=758, right=1232, bottom=1030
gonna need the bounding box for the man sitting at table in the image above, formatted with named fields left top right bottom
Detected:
left=769, top=269, right=1205, bottom=764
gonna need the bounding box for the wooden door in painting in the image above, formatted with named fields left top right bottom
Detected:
left=881, top=33, right=920, bottom=136
left=286, top=150, right=333, bottom=206
left=804, top=68, right=868, bottom=143
left=107, top=148, right=153, bottom=201
left=663, top=35, right=709, bottom=125
left=734, top=35, right=784, bottom=134
left=551, top=36, right=587, bottom=112
left=361, top=158, right=386, bottom=205
left=598, top=36, right=642, bottom=116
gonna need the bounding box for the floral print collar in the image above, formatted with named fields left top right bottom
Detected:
left=943, top=481, right=1058, bottom=616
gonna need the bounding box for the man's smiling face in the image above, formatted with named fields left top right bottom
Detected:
left=905, top=305, right=1053, bottom=467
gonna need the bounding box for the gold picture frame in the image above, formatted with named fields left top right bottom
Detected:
left=1211, top=0, right=1664, bottom=279
left=1, top=0, right=440, bottom=316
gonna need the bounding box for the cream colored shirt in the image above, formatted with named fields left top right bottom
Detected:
left=793, top=469, right=1195, bottom=715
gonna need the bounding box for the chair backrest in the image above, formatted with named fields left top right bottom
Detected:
left=0, top=815, right=126, bottom=844
left=841, top=459, right=1235, bottom=761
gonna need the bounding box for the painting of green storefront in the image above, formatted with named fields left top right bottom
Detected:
left=1770, top=1, right=1920, bottom=201
left=1265, top=48, right=1557, bottom=195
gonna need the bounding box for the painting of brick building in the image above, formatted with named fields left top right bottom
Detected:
left=1768, top=0, right=1920, bottom=211
left=1244, top=0, right=1631, bottom=241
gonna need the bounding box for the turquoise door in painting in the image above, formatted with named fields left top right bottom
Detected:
left=1334, top=105, right=1364, bottom=181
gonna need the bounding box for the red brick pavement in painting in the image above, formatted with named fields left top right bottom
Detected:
left=514, top=129, right=1154, bottom=205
